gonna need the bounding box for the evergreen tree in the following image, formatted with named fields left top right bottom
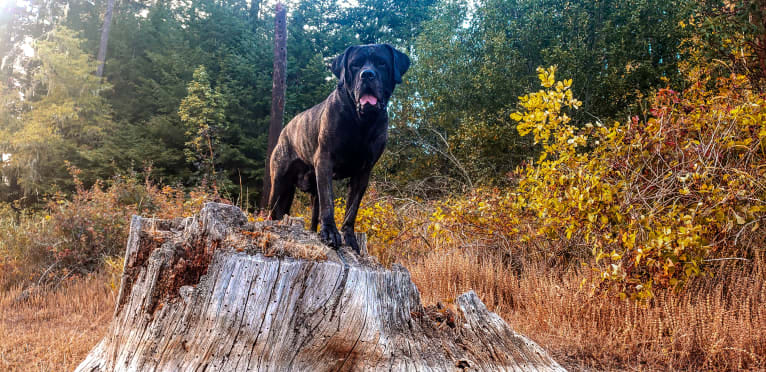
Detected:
left=0, top=0, right=698, bottom=203
left=0, top=27, right=113, bottom=203
left=179, top=66, right=227, bottom=184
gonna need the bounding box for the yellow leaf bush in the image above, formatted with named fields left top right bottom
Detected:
left=504, top=66, right=766, bottom=299
left=330, top=187, right=433, bottom=265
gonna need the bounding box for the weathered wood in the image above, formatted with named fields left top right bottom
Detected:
left=77, top=203, right=565, bottom=371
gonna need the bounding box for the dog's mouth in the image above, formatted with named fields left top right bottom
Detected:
left=356, top=92, right=383, bottom=115
left=359, top=94, right=378, bottom=106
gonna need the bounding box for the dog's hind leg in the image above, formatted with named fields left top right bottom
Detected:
left=269, top=179, right=295, bottom=221
left=268, top=151, right=297, bottom=220
left=309, top=192, right=319, bottom=232
left=275, top=185, right=295, bottom=220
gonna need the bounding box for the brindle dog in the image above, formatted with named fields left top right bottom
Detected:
left=267, top=44, right=410, bottom=253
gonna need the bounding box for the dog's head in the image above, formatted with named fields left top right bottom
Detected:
left=331, top=44, right=410, bottom=118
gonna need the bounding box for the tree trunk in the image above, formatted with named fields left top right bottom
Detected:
left=75, top=203, right=565, bottom=371
left=96, top=0, right=115, bottom=78
left=261, top=3, right=287, bottom=209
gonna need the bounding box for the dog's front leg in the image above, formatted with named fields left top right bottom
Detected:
left=315, top=155, right=342, bottom=248
left=341, top=169, right=370, bottom=254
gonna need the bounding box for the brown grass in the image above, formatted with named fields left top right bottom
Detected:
left=0, top=273, right=115, bottom=372
left=1, top=240, right=763, bottom=371
left=407, top=247, right=766, bottom=371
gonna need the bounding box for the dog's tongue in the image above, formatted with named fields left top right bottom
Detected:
left=360, top=94, right=377, bottom=106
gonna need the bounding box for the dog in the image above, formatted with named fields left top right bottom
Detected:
left=267, top=44, right=410, bottom=253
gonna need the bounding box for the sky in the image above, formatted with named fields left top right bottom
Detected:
left=0, top=0, right=27, bottom=16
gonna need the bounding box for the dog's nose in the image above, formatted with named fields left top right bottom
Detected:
left=361, top=69, right=376, bottom=80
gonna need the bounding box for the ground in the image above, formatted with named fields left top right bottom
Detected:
left=0, top=274, right=113, bottom=371
left=1, top=247, right=764, bottom=371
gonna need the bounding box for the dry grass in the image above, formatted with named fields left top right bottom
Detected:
left=1, top=241, right=763, bottom=371
left=0, top=273, right=115, bottom=372
left=407, top=248, right=766, bottom=371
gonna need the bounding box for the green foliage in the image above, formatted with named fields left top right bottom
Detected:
left=685, top=0, right=766, bottom=88
left=340, top=0, right=438, bottom=45
left=0, top=27, right=113, bottom=204
left=384, top=0, right=689, bottom=190
left=179, top=66, right=227, bottom=182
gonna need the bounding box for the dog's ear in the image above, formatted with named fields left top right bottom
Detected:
left=331, top=46, right=355, bottom=87
left=383, top=44, right=410, bottom=84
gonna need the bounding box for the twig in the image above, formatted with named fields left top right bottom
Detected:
left=702, top=257, right=750, bottom=262
left=36, top=261, right=59, bottom=287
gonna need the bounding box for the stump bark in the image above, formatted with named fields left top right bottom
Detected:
left=76, top=203, right=565, bottom=371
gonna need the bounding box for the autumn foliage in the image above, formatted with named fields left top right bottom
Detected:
left=0, top=171, right=215, bottom=289
left=506, top=66, right=765, bottom=298
left=338, top=65, right=766, bottom=302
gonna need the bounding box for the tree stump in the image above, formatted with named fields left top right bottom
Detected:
left=76, top=203, right=565, bottom=371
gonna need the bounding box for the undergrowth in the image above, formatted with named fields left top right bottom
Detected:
left=408, top=247, right=765, bottom=371
left=0, top=170, right=215, bottom=290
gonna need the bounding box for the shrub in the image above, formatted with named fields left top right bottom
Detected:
left=0, top=170, right=215, bottom=289
left=504, top=66, right=766, bottom=299
left=408, top=66, right=765, bottom=300
left=331, top=187, right=434, bottom=265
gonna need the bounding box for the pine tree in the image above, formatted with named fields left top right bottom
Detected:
left=0, top=27, right=113, bottom=204
left=178, top=65, right=227, bottom=186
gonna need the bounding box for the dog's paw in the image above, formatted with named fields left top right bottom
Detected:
left=343, top=230, right=360, bottom=254
left=319, top=224, right=342, bottom=248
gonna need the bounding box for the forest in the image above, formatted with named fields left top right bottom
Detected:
left=1, top=0, right=765, bottom=370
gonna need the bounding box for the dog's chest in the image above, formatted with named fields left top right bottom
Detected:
left=331, top=141, right=372, bottom=178
left=330, top=125, right=382, bottom=178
